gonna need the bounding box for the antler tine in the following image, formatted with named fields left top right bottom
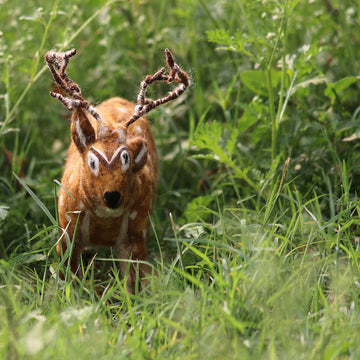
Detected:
left=165, top=48, right=189, bottom=87
left=45, top=49, right=82, bottom=98
left=125, top=48, right=190, bottom=129
left=45, top=49, right=102, bottom=122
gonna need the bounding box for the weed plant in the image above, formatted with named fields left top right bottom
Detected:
left=1, top=0, right=360, bottom=359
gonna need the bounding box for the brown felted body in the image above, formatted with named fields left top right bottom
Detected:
left=45, top=48, right=189, bottom=292
left=57, top=98, right=158, bottom=291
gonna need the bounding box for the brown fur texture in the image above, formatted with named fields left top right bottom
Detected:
left=57, top=99, right=158, bottom=291
left=45, top=49, right=189, bottom=292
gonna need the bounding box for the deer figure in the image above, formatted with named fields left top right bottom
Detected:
left=45, top=48, right=189, bottom=292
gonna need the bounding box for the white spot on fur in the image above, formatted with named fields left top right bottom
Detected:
left=116, top=212, right=129, bottom=247
left=129, top=210, right=137, bottom=220
left=58, top=194, right=64, bottom=208
left=81, top=212, right=91, bottom=244
left=147, top=154, right=153, bottom=165
left=144, top=165, right=150, bottom=174
left=117, top=107, right=129, bottom=115
left=65, top=213, right=71, bottom=224
left=97, top=124, right=111, bottom=140
left=68, top=174, right=74, bottom=184
left=135, top=125, right=143, bottom=134
left=114, top=128, right=126, bottom=143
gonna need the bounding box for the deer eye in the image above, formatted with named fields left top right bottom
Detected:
left=121, top=150, right=130, bottom=171
left=88, top=152, right=99, bottom=176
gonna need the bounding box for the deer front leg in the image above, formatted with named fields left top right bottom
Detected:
left=118, top=228, right=151, bottom=293
left=56, top=233, right=84, bottom=280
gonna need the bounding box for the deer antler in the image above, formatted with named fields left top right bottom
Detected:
left=125, top=48, right=190, bottom=129
left=45, top=49, right=102, bottom=121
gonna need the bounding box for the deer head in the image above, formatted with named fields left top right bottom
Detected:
left=69, top=108, right=149, bottom=215
left=45, top=48, right=189, bottom=217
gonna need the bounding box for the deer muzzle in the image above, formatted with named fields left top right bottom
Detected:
left=103, top=191, right=122, bottom=209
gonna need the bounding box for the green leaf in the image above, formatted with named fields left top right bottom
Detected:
left=19, top=8, right=46, bottom=26
left=325, top=76, right=359, bottom=100
left=183, top=195, right=215, bottom=223
left=206, top=29, right=254, bottom=59
left=193, top=121, right=223, bottom=155
left=226, top=129, right=239, bottom=156
left=239, top=98, right=268, bottom=133
left=14, top=173, right=57, bottom=225
left=241, top=70, right=282, bottom=96
left=239, top=109, right=259, bottom=133
left=207, top=29, right=234, bottom=48
left=192, top=154, right=221, bottom=161
left=193, top=121, right=259, bottom=192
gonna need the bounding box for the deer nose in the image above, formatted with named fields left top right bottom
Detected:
left=103, top=191, right=122, bottom=209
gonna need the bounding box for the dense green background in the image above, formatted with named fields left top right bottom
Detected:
left=1, top=0, right=360, bottom=358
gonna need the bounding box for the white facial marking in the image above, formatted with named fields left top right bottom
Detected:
left=129, top=210, right=137, bottom=220
left=121, top=149, right=130, bottom=171
left=75, top=116, right=87, bottom=147
left=88, top=152, right=100, bottom=176
left=113, top=147, right=126, bottom=166
left=91, top=145, right=126, bottom=166
left=91, top=146, right=107, bottom=162
left=135, top=144, right=147, bottom=165
left=135, top=125, right=143, bottom=134
left=94, top=205, right=125, bottom=219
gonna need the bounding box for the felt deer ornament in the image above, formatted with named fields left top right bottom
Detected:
left=45, top=48, right=189, bottom=291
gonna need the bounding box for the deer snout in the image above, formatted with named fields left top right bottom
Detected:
left=103, top=191, right=122, bottom=209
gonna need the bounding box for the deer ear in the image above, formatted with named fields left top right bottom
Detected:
left=71, top=109, right=96, bottom=153
left=128, top=138, right=147, bottom=173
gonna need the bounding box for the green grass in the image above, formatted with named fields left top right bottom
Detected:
left=1, top=0, right=360, bottom=358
